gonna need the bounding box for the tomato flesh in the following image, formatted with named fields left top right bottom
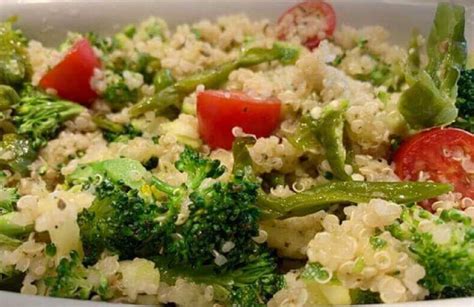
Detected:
left=277, top=0, right=336, bottom=50
left=39, top=38, right=100, bottom=105
left=197, top=90, right=281, bottom=150
left=393, top=128, right=474, bottom=205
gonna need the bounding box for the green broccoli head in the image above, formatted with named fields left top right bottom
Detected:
left=387, top=204, right=474, bottom=298
left=0, top=187, right=18, bottom=215
left=44, top=251, right=111, bottom=300
left=0, top=133, right=37, bottom=176
left=161, top=173, right=261, bottom=269
left=0, top=19, right=29, bottom=86
left=14, top=85, right=84, bottom=149
left=452, top=69, right=474, bottom=132
left=175, top=146, right=226, bottom=189
left=45, top=251, right=93, bottom=299
left=102, top=79, right=139, bottom=110
left=76, top=147, right=262, bottom=271
left=157, top=250, right=284, bottom=306
left=77, top=179, right=161, bottom=265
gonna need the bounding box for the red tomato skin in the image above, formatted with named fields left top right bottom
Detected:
left=197, top=91, right=281, bottom=150
left=393, top=128, right=474, bottom=203
left=39, top=39, right=100, bottom=105
left=277, top=0, right=337, bottom=50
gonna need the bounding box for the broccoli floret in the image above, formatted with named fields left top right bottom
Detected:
left=0, top=184, right=18, bottom=214
left=0, top=85, right=82, bottom=175
left=387, top=205, right=474, bottom=298
left=175, top=146, right=226, bottom=189
left=157, top=250, right=284, bottom=306
left=0, top=266, right=24, bottom=292
left=76, top=147, right=261, bottom=269
left=77, top=179, right=162, bottom=264
left=102, top=78, right=139, bottom=111
left=452, top=69, right=474, bottom=132
left=350, top=289, right=382, bottom=304
left=14, top=85, right=84, bottom=149
left=0, top=134, right=37, bottom=175
left=0, top=18, right=29, bottom=86
left=92, top=115, right=142, bottom=143
left=44, top=251, right=111, bottom=300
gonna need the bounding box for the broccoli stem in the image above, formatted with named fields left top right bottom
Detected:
left=257, top=181, right=452, bottom=220
left=150, top=176, right=180, bottom=196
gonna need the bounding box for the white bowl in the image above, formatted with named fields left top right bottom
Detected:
left=0, top=0, right=473, bottom=306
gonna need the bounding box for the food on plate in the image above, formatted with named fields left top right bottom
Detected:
left=0, top=1, right=472, bottom=306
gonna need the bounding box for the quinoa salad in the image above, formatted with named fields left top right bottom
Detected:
left=0, top=1, right=473, bottom=306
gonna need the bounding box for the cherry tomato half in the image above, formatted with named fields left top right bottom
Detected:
left=197, top=90, right=281, bottom=150
left=277, top=0, right=337, bottom=50
left=39, top=38, right=100, bottom=105
left=393, top=128, right=474, bottom=205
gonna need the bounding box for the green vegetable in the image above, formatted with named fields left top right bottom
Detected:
left=232, top=137, right=452, bottom=220
left=301, top=263, right=330, bottom=282
left=0, top=84, right=19, bottom=111
left=74, top=147, right=263, bottom=270
left=0, top=233, right=22, bottom=248
left=399, top=3, right=467, bottom=129
left=287, top=101, right=351, bottom=180
left=369, top=235, right=387, bottom=250
left=92, top=115, right=142, bottom=143
left=129, top=42, right=300, bottom=117
left=257, top=181, right=452, bottom=220
left=0, top=268, right=24, bottom=292
left=452, top=69, right=474, bottom=132
left=45, top=243, right=57, bottom=257
left=156, top=251, right=284, bottom=306
left=0, top=85, right=82, bottom=175
left=0, top=184, right=18, bottom=214
left=312, top=100, right=351, bottom=180
left=153, top=68, right=175, bottom=93
left=44, top=251, right=111, bottom=300
left=387, top=204, right=474, bottom=298
left=102, top=78, right=139, bottom=111
left=350, top=289, right=382, bottom=304
left=85, top=32, right=117, bottom=54
left=287, top=115, right=320, bottom=152
left=354, top=60, right=404, bottom=91
left=0, top=19, right=29, bottom=86
left=0, top=212, right=33, bottom=238
left=0, top=134, right=37, bottom=175
left=14, top=86, right=84, bottom=149
left=67, top=158, right=149, bottom=190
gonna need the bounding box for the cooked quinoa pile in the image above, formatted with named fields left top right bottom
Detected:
left=0, top=2, right=473, bottom=306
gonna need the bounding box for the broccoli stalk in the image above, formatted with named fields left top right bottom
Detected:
left=387, top=204, right=474, bottom=298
